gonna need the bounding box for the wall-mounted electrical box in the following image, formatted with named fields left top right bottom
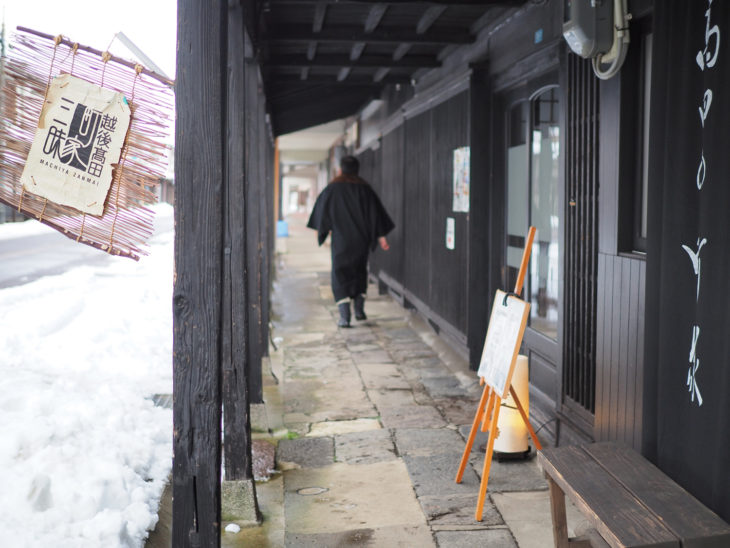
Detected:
left=563, top=0, right=614, bottom=58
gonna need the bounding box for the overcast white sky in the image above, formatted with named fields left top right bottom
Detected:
left=3, top=0, right=177, bottom=78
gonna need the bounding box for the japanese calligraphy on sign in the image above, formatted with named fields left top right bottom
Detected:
left=680, top=0, right=721, bottom=407
left=20, top=73, right=131, bottom=216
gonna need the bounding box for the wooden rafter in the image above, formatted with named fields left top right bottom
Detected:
left=313, top=2, right=327, bottom=32
left=301, top=1, right=329, bottom=82
left=337, top=67, right=352, bottom=81
left=392, top=43, right=411, bottom=61
left=268, top=0, right=519, bottom=5
left=267, top=26, right=473, bottom=45
left=364, top=4, right=388, bottom=33
left=373, top=67, right=392, bottom=82
left=347, top=3, right=388, bottom=74
left=272, top=72, right=411, bottom=85
left=417, top=6, right=447, bottom=34
left=350, top=42, right=366, bottom=61
left=269, top=53, right=440, bottom=68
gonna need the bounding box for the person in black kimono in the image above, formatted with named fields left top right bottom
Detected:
left=307, top=155, right=394, bottom=327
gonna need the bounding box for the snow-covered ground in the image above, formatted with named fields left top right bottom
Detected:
left=0, top=205, right=174, bottom=547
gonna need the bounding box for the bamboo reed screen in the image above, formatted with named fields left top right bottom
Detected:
left=0, top=28, right=174, bottom=260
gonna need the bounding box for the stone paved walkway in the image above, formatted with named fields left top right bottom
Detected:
left=224, top=213, right=592, bottom=548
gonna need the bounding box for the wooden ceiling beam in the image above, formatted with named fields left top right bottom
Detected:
left=392, top=43, right=411, bottom=61
left=350, top=42, right=366, bottom=61
left=373, top=67, right=391, bottom=82
left=269, top=53, right=440, bottom=68
left=337, top=67, right=352, bottom=81
left=270, top=73, right=410, bottom=85
left=364, top=4, right=388, bottom=33
left=267, top=26, right=473, bottom=45
left=417, top=6, right=447, bottom=34
left=312, top=2, right=327, bottom=32
left=269, top=0, right=520, bottom=5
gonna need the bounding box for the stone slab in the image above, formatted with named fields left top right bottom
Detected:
left=277, top=436, right=334, bottom=469
left=402, top=453, right=480, bottom=498
left=221, top=479, right=261, bottom=523
left=418, top=493, right=503, bottom=527
left=394, top=428, right=465, bottom=457
left=350, top=349, right=394, bottom=364
left=223, top=476, right=285, bottom=548
left=492, top=490, right=594, bottom=548
left=252, top=439, right=276, bottom=481
left=434, top=528, right=517, bottom=547
left=420, top=375, right=468, bottom=398
left=284, top=377, right=376, bottom=421
left=434, top=397, right=482, bottom=427
left=285, top=525, right=435, bottom=547
left=469, top=451, right=547, bottom=492
left=340, top=332, right=379, bottom=345
left=307, top=418, right=381, bottom=437
left=335, top=429, right=397, bottom=465
left=379, top=405, right=447, bottom=429
left=284, top=461, right=426, bottom=534
left=357, top=363, right=412, bottom=390
left=367, top=388, right=417, bottom=409
left=283, top=333, right=327, bottom=347
left=249, top=403, right=269, bottom=433
left=346, top=343, right=383, bottom=353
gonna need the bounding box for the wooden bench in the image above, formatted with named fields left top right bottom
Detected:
left=538, top=442, right=730, bottom=548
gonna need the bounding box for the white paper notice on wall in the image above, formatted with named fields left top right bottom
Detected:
left=20, top=74, right=131, bottom=216
left=452, top=146, right=470, bottom=212
left=446, top=217, right=455, bottom=250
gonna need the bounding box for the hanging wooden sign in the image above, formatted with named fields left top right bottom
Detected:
left=20, top=74, right=131, bottom=216
left=0, top=28, right=174, bottom=259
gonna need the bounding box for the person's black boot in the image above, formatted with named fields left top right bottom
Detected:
left=337, top=302, right=351, bottom=327
left=353, top=294, right=367, bottom=321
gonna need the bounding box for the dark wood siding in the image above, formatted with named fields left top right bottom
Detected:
left=429, top=92, right=469, bottom=332
left=403, top=111, right=432, bottom=304
left=374, top=90, right=470, bottom=341
left=594, top=64, right=647, bottom=452
left=595, top=254, right=646, bottom=451
left=376, top=126, right=405, bottom=284
left=357, top=146, right=381, bottom=277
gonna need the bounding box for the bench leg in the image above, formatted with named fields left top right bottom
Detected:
left=547, top=476, right=570, bottom=548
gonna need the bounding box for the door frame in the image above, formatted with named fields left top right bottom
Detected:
left=492, top=67, right=566, bottom=412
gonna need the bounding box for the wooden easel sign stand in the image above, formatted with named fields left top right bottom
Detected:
left=455, top=226, right=543, bottom=521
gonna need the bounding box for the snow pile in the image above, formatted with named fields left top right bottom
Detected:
left=0, top=206, right=174, bottom=547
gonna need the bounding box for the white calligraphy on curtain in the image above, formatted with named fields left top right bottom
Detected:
left=682, top=0, right=721, bottom=406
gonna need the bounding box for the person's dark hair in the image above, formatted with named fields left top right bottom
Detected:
left=340, top=155, right=360, bottom=175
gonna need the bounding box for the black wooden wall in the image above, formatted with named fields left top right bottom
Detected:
left=370, top=125, right=405, bottom=288
left=402, top=112, right=431, bottom=304
left=428, top=94, right=469, bottom=333
left=593, top=54, right=647, bottom=452
left=360, top=90, right=470, bottom=351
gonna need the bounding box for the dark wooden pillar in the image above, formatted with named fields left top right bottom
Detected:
left=467, top=66, right=494, bottom=370
left=259, top=91, right=272, bottom=362
left=245, top=56, right=264, bottom=404
left=222, top=0, right=257, bottom=489
left=173, top=0, right=226, bottom=544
